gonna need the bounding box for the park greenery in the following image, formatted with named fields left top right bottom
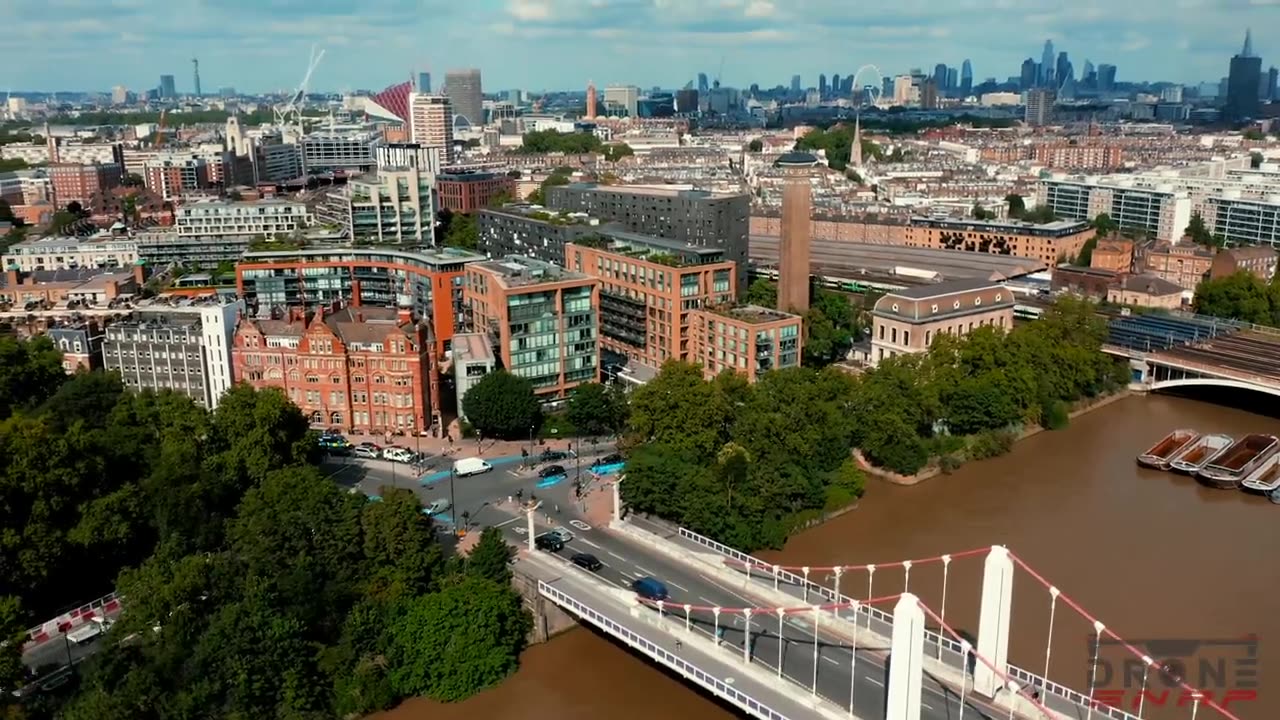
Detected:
left=517, top=130, right=603, bottom=155
left=565, top=382, right=629, bottom=437
left=0, top=339, right=531, bottom=717
left=795, top=126, right=887, bottom=170
left=526, top=167, right=575, bottom=205
left=619, top=297, right=1125, bottom=551
left=1193, top=271, right=1280, bottom=328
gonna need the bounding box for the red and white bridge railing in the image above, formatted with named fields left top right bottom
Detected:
left=24, top=592, right=122, bottom=648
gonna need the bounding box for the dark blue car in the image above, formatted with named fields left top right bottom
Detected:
left=631, top=576, right=669, bottom=601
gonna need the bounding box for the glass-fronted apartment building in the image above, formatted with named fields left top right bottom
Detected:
left=687, top=305, right=803, bottom=382
left=463, top=256, right=600, bottom=400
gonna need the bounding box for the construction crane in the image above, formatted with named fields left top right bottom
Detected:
left=273, top=45, right=325, bottom=136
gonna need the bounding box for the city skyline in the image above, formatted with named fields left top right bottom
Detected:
left=4, top=0, right=1277, bottom=94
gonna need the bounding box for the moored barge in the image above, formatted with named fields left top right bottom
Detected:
left=1240, top=451, right=1280, bottom=494
left=1169, top=434, right=1233, bottom=474
left=1137, top=429, right=1200, bottom=470
left=1197, top=434, right=1280, bottom=489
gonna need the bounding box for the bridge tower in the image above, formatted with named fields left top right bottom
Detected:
left=887, top=593, right=925, bottom=720
left=975, top=546, right=1014, bottom=698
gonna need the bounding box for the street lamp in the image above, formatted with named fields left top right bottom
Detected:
left=449, top=467, right=458, bottom=534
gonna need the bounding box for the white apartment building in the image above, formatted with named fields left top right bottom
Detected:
left=1038, top=176, right=1192, bottom=242
left=2, top=235, right=140, bottom=272
left=408, top=93, right=454, bottom=163
left=1201, top=194, right=1280, bottom=249
left=299, top=130, right=382, bottom=172
left=175, top=198, right=313, bottom=237
left=0, top=143, right=117, bottom=166
left=332, top=164, right=437, bottom=243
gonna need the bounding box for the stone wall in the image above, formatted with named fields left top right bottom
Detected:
left=511, top=562, right=578, bottom=644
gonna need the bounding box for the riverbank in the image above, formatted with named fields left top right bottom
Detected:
left=858, top=389, right=1133, bottom=486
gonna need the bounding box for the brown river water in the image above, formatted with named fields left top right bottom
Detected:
left=378, top=392, right=1278, bottom=720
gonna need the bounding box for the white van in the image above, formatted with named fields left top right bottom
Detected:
left=453, top=457, right=493, bottom=477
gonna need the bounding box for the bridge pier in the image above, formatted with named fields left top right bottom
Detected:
left=975, top=546, right=1013, bottom=699
left=887, top=593, right=925, bottom=720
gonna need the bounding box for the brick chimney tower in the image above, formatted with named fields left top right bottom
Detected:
left=586, top=81, right=597, bottom=120
left=778, top=176, right=812, bottom=314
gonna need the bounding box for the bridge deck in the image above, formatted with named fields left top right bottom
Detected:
left=1155, top=331, right=1280, bottom=382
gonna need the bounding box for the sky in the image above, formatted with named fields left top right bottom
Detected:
left=4, top=0, right=1278, bottom=95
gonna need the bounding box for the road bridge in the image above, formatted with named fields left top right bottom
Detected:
left=1105, top=314, right=1280, bottom=398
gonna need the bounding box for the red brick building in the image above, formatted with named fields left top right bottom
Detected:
left=231, top=303, right=442, bottom=434
left=49, top=163, right=123, bottom=206
left=435, top=170, right=515, bottom=212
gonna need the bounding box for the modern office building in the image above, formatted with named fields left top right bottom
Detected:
left=1038, top=177, right=1192, bottom=242
left=49, top=163, right=123, bottom=206
left=159, top=75, right=176, bottom=99
left=299, top=130, right=382, bottom=173
left=444, top=69, right=484, bottom=128
left=869, top=279, right=1014, bottom=367
left=3, top=235, right=139, bottom=272
left=232, top=302, right=441, bottom=434
left=546, top=183, right=751, bottom=293
left=102, top=297, right=245, bottom=409
left=686, top=305, right=803, bottom=382
left=435, top=170, right=515, bottom=213
left=407, top=93, right=455, bottom=163
left=463, top=255, right=600, bottom=401
left=901, top=216, right=1094, bottom=265
left=1225, top=30, right=1262, bottom=123
left=174, top=198, right=312, bottom=237
left=477, top=204, right=607, bottom=265
left=603, top=85, right=640, bottom=118
left=235, top=245, right=486, bottom=358
left=778, top=180, right=812, bottom=313
left=565, top=232, right=735, bottom=372
left=376, top=143, right=442, bottom=173
left=1200, top=195, right=1280, bottom=249
left=417, top=72, right=432, bottom=93
left=144, top=157, right=210, bottom=201
left=451, top=331, right=495, bottom=421
left=1025, top=89, right=1056, bottom=126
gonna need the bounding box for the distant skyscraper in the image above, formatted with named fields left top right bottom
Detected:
left=1268, top=66, right=1279, bottom=101
left=933, top=64, right=948, bottom=93
left=818, top=74, right=827, bottom=97
left=1026, top=88, right=1055, bottom=126
left=1040, top=40, right=1055, bottom=86
left=831, top=73, right=841, bottom=96
left=159, top=74, right=176, bottom=99
left=444, top=68, right=483, bottom=127
left=1020, top=59, right=1038, bottom=90
left=790, top=75, right=802, bottom=93
left=1097, top=64, right=1117, bottom=92
left=960, top=60, right=973, bottom=96
left=1056, top=52, right=1072, bottom=87
left=603, top=85, right=639, bottom=118
left=192, top=58, right=201, bottom=97
left=1225, top=29, right=1262, bottom=123
left=946, top=67, right=959, bottom=93
left=1081, top=60, right=1096, bottom=89
left=697, top=73, right=709, bottom=93
left=408, top=92, right=455, bottom=163
left=418, top=72, right=432, bottom=93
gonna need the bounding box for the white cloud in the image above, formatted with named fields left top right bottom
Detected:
left=744, top=0, right=776, bottom=17
left=507, top=0, right=553, bottom=20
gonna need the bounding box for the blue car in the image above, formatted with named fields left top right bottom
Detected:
left=631, top=576, right=669, bottom=602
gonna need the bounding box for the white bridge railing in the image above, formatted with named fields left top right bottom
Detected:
left=537, top=580, right=792, bottom=720
left=675, top=525, right=1141, bottom=720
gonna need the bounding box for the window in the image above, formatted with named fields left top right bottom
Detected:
left=878, top=325, right=885, bottom=340
left=975, top=297, right=982, bottom=306
left=891, top=327, right=898, bottom=343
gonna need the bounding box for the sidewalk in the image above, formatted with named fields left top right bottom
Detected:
left=336, top=418, right=586, bottom=460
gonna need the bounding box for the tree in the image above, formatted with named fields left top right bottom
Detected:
left=0, top=595, right=27, bottom=691
left=517, top=130, right=602, bottom=154
left=0, top=336, right=66, bottom=418
left=972, top=203, right=995, bottom=220
left=744, top=278, right=777, bottom=308
left=1091, top=212, right=1118, bottom=236
left=802, top=289, right=858, bottom=366
left=565, top=382, right=627, bottom=436
left=1193, top=271, right=1277, bottom=325
left=1006, top=193, right=1027, bottom=218
left=388, top=577, right=531, bottom=701
left=748, top=139, right=763, bottom=152
left=461, top=371, right=541, bottom=440
left=1075, top=235, right=1098, bottom=266
left=49, top=209, right=81, bottom=233
left=123, top=172, right=145, bottom=188
left=443, top=211, right=478, bottom=250
left=1184, top=212, right=1220, bottom=248
left=361, top=488, right=443, bottom=599
left=466, top=527, right=512, bottom=585
left=67, top=200, right=84, bottom=216
left=0, top=198, right=15, bottom=223
left=601, top=143, right=634, bottom=162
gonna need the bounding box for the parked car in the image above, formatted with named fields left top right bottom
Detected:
left=539, top=464, right=567, bottom=479
left=354, top=446, right=380, bottom=460
left=591, top=453, right=624, bottom=471
left=534, top=532, right=564, bottom=552
left=539, top=448, right=575, bottom=462
left=571, top=552, right=602, bottom=571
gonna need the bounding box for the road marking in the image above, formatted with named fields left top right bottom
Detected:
left=922, top=702, right=934, bottom=711
left=569, top=520, right=591, bottom=531
left=823, top=656, right=839, bottom=666
left=866, top=676, right=884, bottom=687
left=634, top=565, right=656, bottom=576
left=607, top=551, right=625, bottom=561
left=700, top=596, right=717, bottom=605
left=495, top=516, right=520, bottom=527
left=579, top=538, right=602, bottom=549
left=512, top=527, right=527, bottom=535
left=668, top=581, right=689, bottom=592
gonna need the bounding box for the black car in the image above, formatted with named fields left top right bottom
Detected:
left=538, top=464, right=567, bottom=479
left=539, top=448, right=576, bottom=462
left=598, top=453, right=623, bottom=466
left=570, top=552, right=602, bottom=571
left=534, top=533, right=564, bottom=552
